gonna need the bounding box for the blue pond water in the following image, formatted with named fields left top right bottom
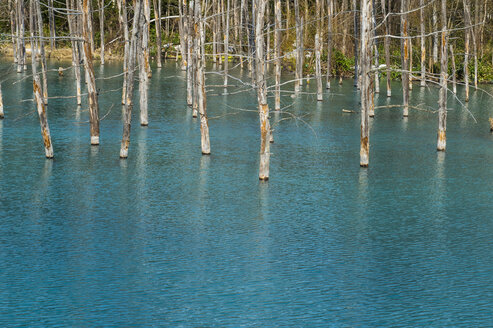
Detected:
left=1, top=58, right=493, bottom=326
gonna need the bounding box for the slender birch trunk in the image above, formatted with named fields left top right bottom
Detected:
left=437, top=0, right=448, bottom=151
left=420, top=0, right=426, bottom=86
left=153, top=0, right=162, bottom=68
left=360, top=0, right=372, bottom=167
left=99, top=0, right=105, bottom=65
left=274, top=0, right=281, bottom=110
left=315, top=34, right=323, bottom=101
left=83, top=0, right=101, bottom=145
left=254, top=0, right=270, bottom=180
left=139, top=12, right=149, bottom=126
left=120, top=0, right=143, bottom=158
left=401, top=0, right=409, bottom=117
left=326, top=0, right=333, bottom=89
left=195, top=0, right=210, bottom=154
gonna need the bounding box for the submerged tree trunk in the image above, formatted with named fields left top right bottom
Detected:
left=401, top=0, right=409, bottom=117
left=437, top=0, right=448, bottom=151
left=353, top=0, right=359, bottom=88
left=35, top=0, right=48, bottom=104
left=255, top=0, right=271, bottom=180
left=360, top=0, right=372, bottom=167
left=450, top=44, right=457, bottom=94
left=195, top=0, right=210, bottom=154
left=120, top=0, right=143, bottom=158
left=224, top=0, right=230, bottom=89
left=121, top=0, right=130, bottom=105
left=48, top=0, right=56, bottom=50
left=33, top=76, right=54, bottom=159
left=83, top=0, right=101, bottom=145
left=68, top=0, right=82, bottom=105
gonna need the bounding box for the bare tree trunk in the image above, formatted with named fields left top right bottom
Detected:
left=143, top=0, right=151, bottom=78
left=315, top=34, right=323, bottom=101
left=224, top=0, right=230, bottom=89
left=409, top=38, right=413, bottom=91
left=153, top=0, right=162, bottom=68
left=473, top=0, right=479, bottom=89
left=255, top=0, right=271, bottom=180
left=68, top=0, right=82, bottom=105
left=400, top=0, right=409, bottom=117
left=294, top=0, right=302, bottom=93
left=360, top=0, right=372, bottom=167
left=420, top=0, right=426, bottom=86
left=195, top=0, right=210, bottom=154
left=16, top=0, right=26, bottom=73
left=450, top=44, right=457, bottom=94
left=274, top=0, right=281, bottom=110
left=0, top=83, right=4, bottom=119
left=83, top=0, right=101, bottom=145
left=120, top=0, right=143, bottom=158
left=9, top=0, right=17, bottom=64
left=437, top=0, right=448, bottom=151
left=186, top=1, right=193, bottom=106
left=30, top=0, right=53, bottom=158
left=139, top=11, right=149, bottom=126
left=48, top=0, right=56, bottom=50
left=353, top=0, right=359, bottom=88
left=432, top=2, right=438, bottom=64
left=178, top=0, right=188, bottom=70
left=372, top=0, right=379, bottom=94
left=99, top=0, right=105, bottom=65
left=382, top=0, right=391, bottom=97
left=121, top=0, right=130, bottom=104
left=464, top=0, right=471, bottom=102
left=35, top=0, right=48, bottom=104
left=88, top=0, right=95, bottom=55
left=239, top=0, right=245, bottom=68
left=326, top=0, right=333, bottom=89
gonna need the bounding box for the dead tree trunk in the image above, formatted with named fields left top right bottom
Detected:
left=224, top=0, right=230, bottom=89
left=153, top=0, right=162, bottom=68
left=99, top=0, right=105, bottom=65
left=437, top=0, right=448, bottom=151
left=381, top=0, right=391, bottom=96
left=195, top=0, right=210, bottom=154
left=274, top=0, right=281, bottom=110
left=420, top=0, right=426, bottom=86
left=255, top=0, right=271, bottom=180
left=315, top=33, right=323, bottom=101
left=360, top=0, right=372, bottom=167
left=16, top=0, right=26, bottom=73
left=432, top=2, right=438, bottom=64
left=326, top=0, right=333, bottom=89
left=9, top=0, right=17, bottom=63
left=67, top=0, right=82, bottom=105
left=48, top=0, right=56, bottom=50
left=120, top=0, right=143, bottom=158
left=35, top=0, right=48, bottom=104
left=353, top=0, right=359, bottom=88
left=450, top=44, right=457, bottom=94
left=400, top=0, right=409, bottom=117
left=463, top=0, right=472, bottom=102
left=120, top=0, right=130, bottom=104
left=178, top=0, right=188, bottom=70
left=186, top=1, right=193, bottom=106
left=83, top=0, right=101, bottom=145
left=294, top=0, right=302, bottom=93
left=372, top=0, right=379, bottom=94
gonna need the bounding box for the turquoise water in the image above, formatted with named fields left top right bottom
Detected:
left=1, top=59, right=493, bottom=326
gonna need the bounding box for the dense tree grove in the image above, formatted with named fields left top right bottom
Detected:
left=0, top=0, right=493, bottom=178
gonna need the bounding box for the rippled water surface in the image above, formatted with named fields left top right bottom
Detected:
left=1, top=58, right=493, bottom=326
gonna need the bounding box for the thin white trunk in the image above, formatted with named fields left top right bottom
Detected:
left=315, top=34, right=323, bottom=101
left=360, top=0, right=372, bottom=167
left=437, top=0, right=448, bottom=151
